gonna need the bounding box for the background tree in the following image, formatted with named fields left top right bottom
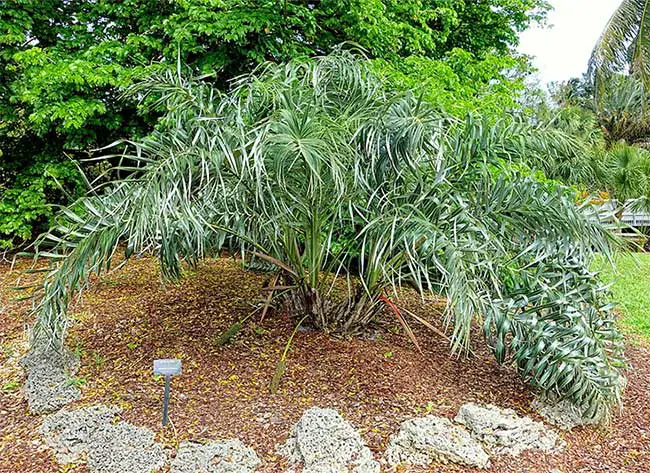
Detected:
left=550, top=73, right=650, bottom=149
left=531, top=73, right=650, bottom=209
left=596, top=75, right=650, bottom=148
left=373, top=48, right=532, bottom=118
left=590, top=0, right=650, bottom=88
left=0, top=0, right=550, bottom=248
left=597, top=143, right=650, bottom=212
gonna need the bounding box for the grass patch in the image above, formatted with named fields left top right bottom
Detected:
left=597, top=252, right=650, bottom=338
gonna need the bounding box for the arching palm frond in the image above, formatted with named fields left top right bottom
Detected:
left=590, top=0, right=650, bottom=89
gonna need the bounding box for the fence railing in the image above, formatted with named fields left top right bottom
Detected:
left=599, top=200, right=650, bottom=228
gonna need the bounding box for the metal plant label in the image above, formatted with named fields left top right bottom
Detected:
left=153, top=359, right=181, bottom=426
left=154, top=359, right=182, bottom=376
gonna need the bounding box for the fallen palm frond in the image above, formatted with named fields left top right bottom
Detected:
left=270, top=315, right=309, bottom=394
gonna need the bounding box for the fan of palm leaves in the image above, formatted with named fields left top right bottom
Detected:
left=595, top=74, right=650, bottom=147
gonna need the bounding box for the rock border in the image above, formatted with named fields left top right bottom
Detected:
left=455, top=403, right=565, bottom=456
left=386, top=415, right=490, bottom=469
left=171, top=439, right=261, bottom=473
left=277, top=407, right=380, bottom=473
left=35, top=393, right=570, bottom=472
left=40, top=404, right=263, bottom=473
left=21, top=345, right=81, bottom=415
left=40, top=404, right=166, bottom=473
left=385, top=403, right=565, bottom=469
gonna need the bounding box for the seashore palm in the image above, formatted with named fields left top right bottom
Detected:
left=29, top=51, right=625, bottom=419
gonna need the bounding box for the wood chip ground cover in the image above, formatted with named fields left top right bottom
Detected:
left=0, top=256, right=649, bottom=472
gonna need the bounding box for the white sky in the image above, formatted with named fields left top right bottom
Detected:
left=518, top=0, right=622, bottom=85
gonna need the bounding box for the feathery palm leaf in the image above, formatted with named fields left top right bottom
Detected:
left=590, top=0, right=650, bottom=88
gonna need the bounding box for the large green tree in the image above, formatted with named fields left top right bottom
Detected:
left=0, top=0, right=549, bottom=247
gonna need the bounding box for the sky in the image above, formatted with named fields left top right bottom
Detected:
left=518, top=0, right=622, bottom=85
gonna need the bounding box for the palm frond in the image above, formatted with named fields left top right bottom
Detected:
left=590, top=0, right=650, bottom=90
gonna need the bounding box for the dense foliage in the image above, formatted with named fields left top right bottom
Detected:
left=553, top=74, right=650, bottom=149
left=374, top=48, right=531, bottom=117
left=0, top=0, right=549, bottom=247
left=31, top=52, right=625, bottom=419
left=536, top=73, right=650, bottom=209
left=599, top=144, right=650, bottom=206
left=0, top=155, right=83, bottom=248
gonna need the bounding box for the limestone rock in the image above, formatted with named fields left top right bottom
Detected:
left=87, top=421, right=166, bottom=473
left=455, top=403, right=565, bottom=456
left=531, top=398, right=602, bottom=431
left=277, top=407, right=379, bottom=473
left=39, top=405, right=120, bottom=464
left=385, top=415, right=490, bottom=469
left=40, top=404, right=166, bottom=472
left=171, top=439, right=261, bottom=473
left=22, top=346, right=81, bottom=414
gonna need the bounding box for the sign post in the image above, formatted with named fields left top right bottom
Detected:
left=153, top=359, right=182, bottom=426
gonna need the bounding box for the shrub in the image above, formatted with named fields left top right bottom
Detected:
left=0, top=155, right=83, bottom=249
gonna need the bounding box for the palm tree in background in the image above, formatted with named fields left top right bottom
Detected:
left=596, top=74, right=650, bottom=147
left=590, top=0, right=650, bottom=88
left=596, top=143, right=650, bottom=212
left=589, top=1, right=650, bottom=139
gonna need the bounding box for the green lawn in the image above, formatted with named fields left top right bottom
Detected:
left=597, top=252, right=650, bottom=339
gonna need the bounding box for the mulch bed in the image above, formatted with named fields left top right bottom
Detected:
left=1, top=255, right=649, bottom=472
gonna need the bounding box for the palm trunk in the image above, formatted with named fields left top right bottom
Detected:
left=282, top=279, right=380, bottom=334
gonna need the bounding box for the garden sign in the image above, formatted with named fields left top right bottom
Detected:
left=153, top=359, right=182, bottom=426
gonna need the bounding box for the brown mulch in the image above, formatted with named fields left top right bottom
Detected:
left=1, top=255, right=649, bottom=473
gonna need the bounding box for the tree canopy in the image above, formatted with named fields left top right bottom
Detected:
left=0, top=0, right=549, bottom=247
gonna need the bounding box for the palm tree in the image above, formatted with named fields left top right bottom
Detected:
left=590, top=0, right=650, bottom=87
left=593, top=142, right=650, bottom=216
left=596, top=74, right=650, bottom=147
left=29, top=50, right=625, bottom=419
